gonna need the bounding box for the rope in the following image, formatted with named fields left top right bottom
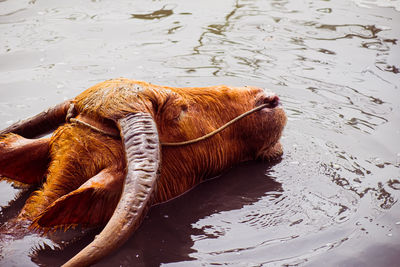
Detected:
left=162, top=103, right=269, bottom=146
left=68, top=103, right=269, bottom=146
left=69, top=118, right=121, bottom=138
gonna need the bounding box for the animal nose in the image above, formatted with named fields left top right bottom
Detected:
left=264, top=94, right=280, bottom=108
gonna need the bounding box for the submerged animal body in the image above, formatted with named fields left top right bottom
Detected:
left=0, top=78, right=286, bottom=266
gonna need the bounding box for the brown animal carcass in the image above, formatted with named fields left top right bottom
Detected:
left=0, top=78, right=286, bottom=266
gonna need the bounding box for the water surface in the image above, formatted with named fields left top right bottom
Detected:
left=0, top=0, right=399, bottom=266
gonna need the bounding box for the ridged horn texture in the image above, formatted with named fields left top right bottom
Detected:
left=62, top=112, right=160, bottom=267
left=0, top=100, right=72, bottom=138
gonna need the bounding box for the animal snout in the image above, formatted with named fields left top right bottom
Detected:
left=265, top=94, right=280, bottom=108
left=256, top=93, right=280, bottom=109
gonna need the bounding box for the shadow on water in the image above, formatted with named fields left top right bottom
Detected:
left=0, top=187, right=34, bottom=225
left=30, top=160, right=282, bottom=266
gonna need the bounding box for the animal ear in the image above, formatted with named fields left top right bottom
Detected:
left=0, top=134, right=50, bottom=186
left=0, top=100, right=72, bottom=138
left=62, top=112, right=161, bottom=267
left=32, top=167, right=124, bottom=230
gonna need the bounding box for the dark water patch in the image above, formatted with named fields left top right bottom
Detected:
left=316, top=8, right=332, bottom=14
left=362, top=40, right=390, bottom=51
left=318, top=48, right=336, bottom=54
left=167, top=24, right=183, bottom=35
left=377, top=64, right=400, bottom=74
left=131, top=6, right=174, bottom=20
left=383, top=38, right=397, bottom=44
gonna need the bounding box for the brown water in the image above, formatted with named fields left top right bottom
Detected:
left=0, top=0, right=399, bottom=266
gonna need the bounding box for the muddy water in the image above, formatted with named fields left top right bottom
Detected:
left=0, top=0, right=399, bottom=266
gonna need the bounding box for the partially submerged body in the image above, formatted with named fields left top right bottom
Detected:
left=0, top=78, right=286, bottom=266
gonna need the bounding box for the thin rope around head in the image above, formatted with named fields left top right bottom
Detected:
left=68, top=103, right=269, bottom=146
left=161, top=103, right=269, bottom=146
left=69, top=118, right=121, bottom=138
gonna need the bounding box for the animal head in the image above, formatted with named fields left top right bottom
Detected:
left=73, top=78, right=285, bottom=159
left=0, top=78, right=286, bottom=266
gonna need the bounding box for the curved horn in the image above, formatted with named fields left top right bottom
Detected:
left=0, top=100, right=72, bottom=138
left=62, top=112, right=161, bottom=267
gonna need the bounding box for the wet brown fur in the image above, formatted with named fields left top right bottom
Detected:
left=0, top=78, right=286, bottom=231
